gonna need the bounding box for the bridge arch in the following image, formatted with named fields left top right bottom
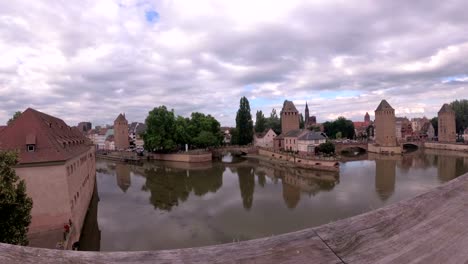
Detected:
left=402, top=143, right=419, bottom=150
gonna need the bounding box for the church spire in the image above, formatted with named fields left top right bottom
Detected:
left=305, top=101, right=310, bottom=125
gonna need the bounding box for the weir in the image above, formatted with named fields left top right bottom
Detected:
left=2, top=172, right=468, bottom=263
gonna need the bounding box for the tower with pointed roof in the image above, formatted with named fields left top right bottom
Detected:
left=281, top=100, right=300, bottom=134
left=114, top=113, right=129, bottom=150
left=438, top=103, right=456, bottom=143
left=305, top=102, right=310, bottom=125
left=374, top=100, right=397, bottom=147
left=364, top=112, right=371, bottom=123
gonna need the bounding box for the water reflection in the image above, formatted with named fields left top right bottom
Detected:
left=115, top=163, right=131, bottom=193
left=142, top=163, right=224, bottom=211
left=375, top=159, right=396, bottom=201
left=79, top=182, right=101, bottom=251
left=88, top=149, right=468, bottom=252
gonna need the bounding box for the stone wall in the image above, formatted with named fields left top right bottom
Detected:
left=149, top=152, right=212, bottom=163
left=258, top=148, right=339, bottom=171
left=367, top=144, right=402, bottom=154
left=424, top=142, right=468, bottom=152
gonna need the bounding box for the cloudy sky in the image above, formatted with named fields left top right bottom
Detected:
left=0, top=0, right=467, bottom=127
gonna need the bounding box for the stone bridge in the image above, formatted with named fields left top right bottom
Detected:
left=334, top=142, right=368, bottom=153
left=211, top=146, right=258, bottom=158
left=2, top=172, right=468, bottom=263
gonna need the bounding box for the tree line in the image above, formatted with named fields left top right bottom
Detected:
left=143, top=106, right=223, bottom=152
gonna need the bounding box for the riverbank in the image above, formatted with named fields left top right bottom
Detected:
left=424, top=142, right=468, bottom=152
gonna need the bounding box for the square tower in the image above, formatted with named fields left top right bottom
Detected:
left=438, top=104, right=456, bottom=143
left=114, top=113, right=130, bottom=150
left=281, top=100, right=300, bottom=134
left=374, top=100, right=397, bottom=147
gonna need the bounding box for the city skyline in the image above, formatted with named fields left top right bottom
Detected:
left=1, top=0, right=467, bottom=126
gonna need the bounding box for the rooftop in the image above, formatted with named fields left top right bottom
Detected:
left=375, top=99, right=394, bottom=111
left=0, top=108, right=92, bottom=164
left=438, top=103, right=455, bottom=114
left=282, top=100, right=298, bottom=112
left=298, top=131, right=327, bottom=141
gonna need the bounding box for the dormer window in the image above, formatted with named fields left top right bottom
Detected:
left=26, top=133, right=36, bottom=152
left=27, top=144, right=35, bottom=152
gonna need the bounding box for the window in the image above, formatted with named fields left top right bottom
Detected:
left=27, top=144, right=35, bottom=152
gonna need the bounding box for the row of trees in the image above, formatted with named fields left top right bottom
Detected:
left=143, top=106, right=223, bottom=152
left=323, top=117, right=355, bottom=139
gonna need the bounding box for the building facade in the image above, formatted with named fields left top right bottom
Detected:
left=0, top=108, right=96, bottom=249
left=114, top=114, right=129, bottom=150
left=297, top=131, right=327, bottom=154
left=254, top=128, right=277, bottom=148
left=374, top=100, right=397, bottom=147
left=438, top=104, right=456, bottom=143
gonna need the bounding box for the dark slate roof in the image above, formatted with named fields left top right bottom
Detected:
left=283, top=100, right=298, bottom=112
left=420, top=122, right=433, bottom=133
left=375, top=100, right=394, bottom=111
left=298, top=131, right=327, bottom=141
left=115, top=113, right=127, bottom=123
left=284, top=129, right=303, bottom=137
left=438, top=104, right=454, bottom=114
left=0, top=108, right=92, bottom=164
left=128, top=122, right=147, bottom=134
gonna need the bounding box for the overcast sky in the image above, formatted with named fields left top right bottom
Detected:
left=1, top=0, right=467, bottom=127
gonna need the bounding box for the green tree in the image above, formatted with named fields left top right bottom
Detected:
left=265, top=108, right=281, bottom=135
left=7, top=111, right=22, bottom=126
left=323, top=117, right=355, bottom=139
left=174, top=116, right=190, bottom=146
left=308, top=125, right=321, bottom=132
left=254, top=110, right=267, bottom=133
left=0, top=151, right=33, bottom=245
left=143, top=106, right=177, bottom=153
left=335, top=131, right=342, bottom=139
left=193, top=131, right=219, bottom=148
left=315, top=142, right=335, bottom=155
left=430, top=117, right=438, bottom=137
left=449, top=99, right=468, bottom=134
left=235, top=97, right=254, bottom=145
left=187, top=112, right=222, bottom=147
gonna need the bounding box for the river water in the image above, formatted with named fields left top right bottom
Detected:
left=80, top=149, right=468, bottom=251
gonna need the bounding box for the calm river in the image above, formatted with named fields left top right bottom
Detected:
left=80, top=149, right=468, bottom=251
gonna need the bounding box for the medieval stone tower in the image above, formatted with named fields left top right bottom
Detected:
left=114, top=113, right=129, bottom=150
left=374, top=100, right=397, bottom=147
left=281, top=100, right=299, bottom=134
left=364, top=112, right=371, bottom=123
left=438, top=104, right=456, bottom=143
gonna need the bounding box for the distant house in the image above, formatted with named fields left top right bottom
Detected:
left=419, top=122, right=435, bottom=141
left=0, top=108, right=95, bottom=248
left=220, top=127, right=233, bottom=145
left=105, top=135, right=115, bottom=151
left=297, top=131, right=327, bottom=153
left=128, top=122, right=146, bottom=149
left=283, top=129, right=303, bottom=151
left=463, top=128, right=468, bottom=141
left=254, top=129, right=277, bottom=148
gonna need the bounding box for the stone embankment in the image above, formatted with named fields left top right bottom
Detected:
left=2, top=172, right=468, bottom=263
left=257, top=148, right=339, bottom=172
left=424, top=142, right=468, bottom=152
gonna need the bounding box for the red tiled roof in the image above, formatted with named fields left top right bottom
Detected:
left=0, top=126, right=6, bottom=132
left=353, top=121, right=369, bottom=128
left=0, top=108, right=93, bottom=165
